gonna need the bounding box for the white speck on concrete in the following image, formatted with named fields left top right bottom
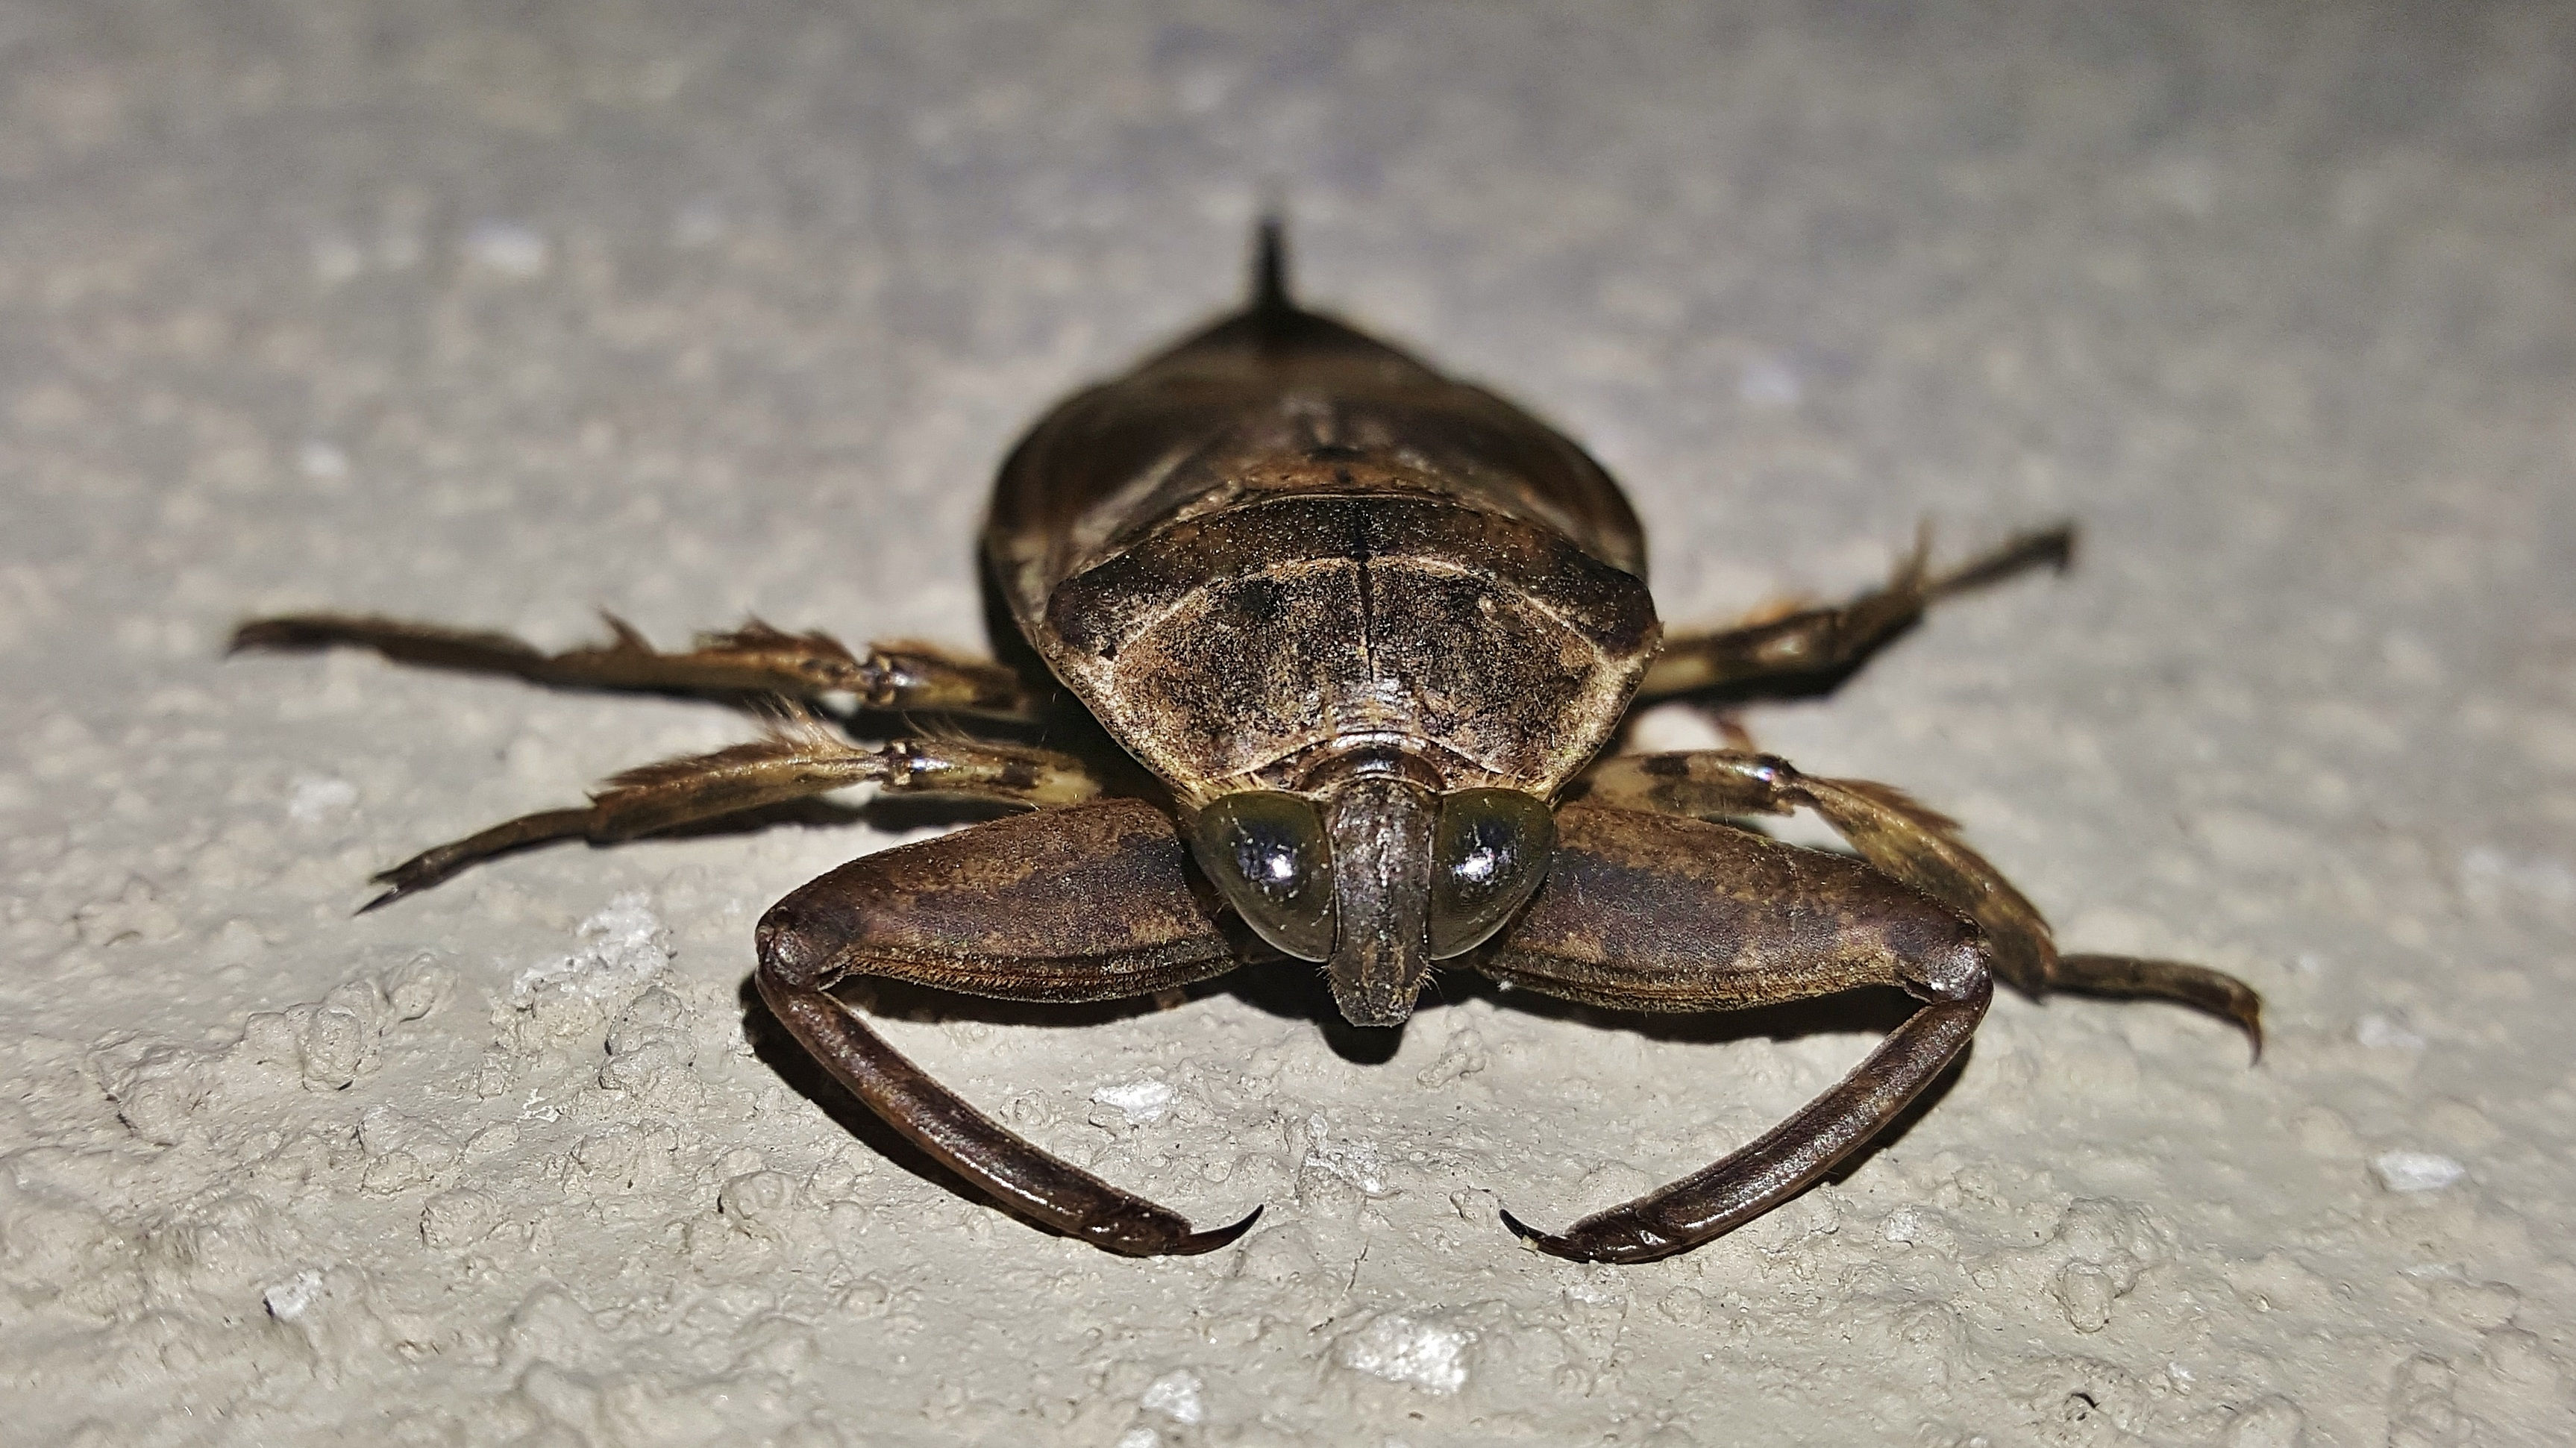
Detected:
left=1883, top=1205, right=1929, bottom=1245
left=1337, top=1314, right=1472, bottom=1395
left=309, top=234, right=364, bottom=285
left=263, top=1268, right=325, bottom=1322
left=1738, top=357, right=1802, bottom=409
left=463, top=219, right=551, bottom=278
left=2459, top=845, right=2576, bottom=906
left=285, top=774, right=357, bottom=823
left=1138, top=1369, right=1203, bottom=1424
left=672, top=198, right=729, bottom=248
left=2372, top=1151, right=2467, bottom=1193
left=295, top=439, right=350, bottom=482
left=2354, top=1014, right=2426, bottom=1050
left=1562, top=1276, right=1620, bottom=1306
left=511, top=892, right=673, bottom=1003
left=1090, top=1077, right=1176, bottom=1124
left=1301, top=1112, right=1392, bottom=1197
left=2139, top=153, right=2219, bottom=216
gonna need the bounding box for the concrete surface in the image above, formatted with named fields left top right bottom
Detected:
left=3, top=2, right=2573, bottom=1444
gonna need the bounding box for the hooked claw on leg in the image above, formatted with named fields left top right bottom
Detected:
left=1498, top=1206, right=1687, bottom=1265
left=1136, top=1206, right=1266, bottom=1258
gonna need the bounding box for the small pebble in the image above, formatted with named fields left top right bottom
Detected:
left=2372, top=1151, right=2466, bottom=1193
left=263, top=1269, right=324, bottom=1322
left=1337, top=1314, right=1471, bottom=1395
left=1138, top=1369, right=1203, bottom=1424
left=1090, top=1079, right=1175, bottom=1124
left=286, top=775, right=357, bottom=824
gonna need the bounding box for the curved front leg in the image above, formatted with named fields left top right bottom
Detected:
left=1479, top=804, right=1992, bottom=1264
left=756, top=799, right=1260, bottom=1256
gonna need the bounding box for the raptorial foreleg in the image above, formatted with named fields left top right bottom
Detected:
left=756, top=799, right=1257, bottom=1256
left=1479, top=804, right=1991, bottom=1263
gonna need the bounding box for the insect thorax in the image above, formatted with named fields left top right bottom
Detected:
left=1040, top=480, right=1658, bottom=803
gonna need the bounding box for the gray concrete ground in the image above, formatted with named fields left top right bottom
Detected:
left=2, top=2, right=2572, bottom=1444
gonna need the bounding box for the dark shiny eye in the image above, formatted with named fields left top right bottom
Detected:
left=1189, top=792, right=1337, bottom=960
left=1428, top=789, right=1555, bottom=959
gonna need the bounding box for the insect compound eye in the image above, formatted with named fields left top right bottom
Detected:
left=1189, top=791, right=1338, bottom=961
left=1427, top=789, right=1556, bottom=959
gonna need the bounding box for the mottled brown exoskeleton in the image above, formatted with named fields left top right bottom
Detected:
left=235, top=223, right=2259, bottom=1263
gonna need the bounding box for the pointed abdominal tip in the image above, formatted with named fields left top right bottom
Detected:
left=1251, top=213, right=1290, bottom=313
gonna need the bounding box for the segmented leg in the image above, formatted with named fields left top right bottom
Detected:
left=231, top=613, right=1032, bottom=718
left=1572, top=749, right=2263, bottom=1050
left=1636, top=524, right=2073, bottom=700
left=1481, top=804, right=1992, bottom=1264
left=756, top=799, right=1258, bottom=1256
left=364, top=712, right=1101, bottom=909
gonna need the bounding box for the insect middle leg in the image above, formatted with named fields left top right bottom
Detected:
left=1479, top=803, right=1993, bottom=1264
left=755, top=798, right=1258, bottom=1256
left=1636, top=524, right=2073, bottom=701
left=232, top=613, right=1034, bottom=718
left=362, top=714, right=1103, bottom=907
left=1573, top=749, right=2263, bottom=1047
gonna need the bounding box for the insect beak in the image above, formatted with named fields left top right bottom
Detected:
left=1320, top=774, right=1438, bottom=1028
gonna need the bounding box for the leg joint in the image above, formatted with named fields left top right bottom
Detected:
left=1905, top=930, right=1993, bottom=1006
left=755, top=904, right=836, bottom=993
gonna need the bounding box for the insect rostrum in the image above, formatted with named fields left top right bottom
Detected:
left=236, top=222, right=2258, bottom=1263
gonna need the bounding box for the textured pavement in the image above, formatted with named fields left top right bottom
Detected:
left=3, top=3, right=2573, bottom=1444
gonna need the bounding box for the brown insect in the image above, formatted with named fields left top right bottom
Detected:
left=234, top=222, right=2259, bottom=1264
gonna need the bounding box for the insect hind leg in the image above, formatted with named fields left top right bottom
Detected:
left=232, top=612, right=1035, bottom=718
left=1572, top=748, right=2263, bottom=1053
left=362, top=715, right=1102, bottom=909
left=1637, top=524, right=2074, bottom=701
